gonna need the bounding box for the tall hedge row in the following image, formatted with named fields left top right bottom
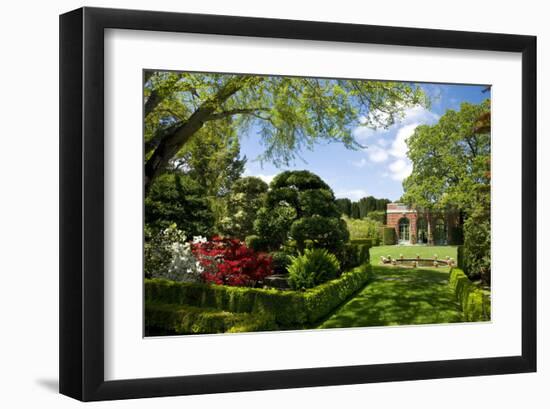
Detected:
left=382, top=227, right=396, bottom=245
left=145, top=264, right=371, bottom=328
left=449, top=268, right=491, bottom=322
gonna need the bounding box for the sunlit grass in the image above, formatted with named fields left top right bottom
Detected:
left=319, top=266, right=463, bottom=329
left=370, top=245, right=457, bottom=265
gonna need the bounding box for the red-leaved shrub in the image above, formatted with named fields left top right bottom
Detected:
left=192, top=236, right=273, bottom=286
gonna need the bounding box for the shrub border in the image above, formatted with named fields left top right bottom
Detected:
left=145, top=264, right=371, bottom=328
left=449, top=267, right=491, bottom=322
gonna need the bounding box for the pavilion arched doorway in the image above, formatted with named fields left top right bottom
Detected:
left=398, top=217, right=410, bottom=244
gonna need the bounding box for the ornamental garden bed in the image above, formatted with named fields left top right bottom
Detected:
left=145, top=263, right=371, bottom=335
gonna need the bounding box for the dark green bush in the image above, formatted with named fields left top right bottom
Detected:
left=253, top=170, right=349, bottom=252
left=449, top=268, right=491, bottom=322
left=382, top=227, right=396, bottom=245
left=253, top=206, right=297, bottom=251
left=290, top=215, right=349, bottom=252
left=449, top=225, right=464, bottom=245
left=145, top=172, right=214, bottom=237
left=245, top=234, right=270, bottom=252
left=145, top=264, right=371, bottom=327
left=338, top=243, right=360, bottom=270
left=456, top=245, right=465, bottom=270
left=270, top=251, right=292, bottom=274
left=287, top=248, right=341, bottom=290
left=357, top=244, right=370, bottom=264
left=462, top=209, right=491, bottom=283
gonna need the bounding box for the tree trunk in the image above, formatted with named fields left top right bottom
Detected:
left=144, top=80, right=246, bottom=194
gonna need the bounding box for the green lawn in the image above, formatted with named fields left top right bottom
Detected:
left=319, top=266, right=462, bottom=328
left=370, top=245, right=457, bottom=265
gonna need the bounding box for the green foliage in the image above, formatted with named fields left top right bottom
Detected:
left=144, top=224, right=184, bottom=279
left=456, top=245, right=465, bottom=270
left=449, top=224, right=464, bottom=245
left=382, top=227, right=397, bottom=245
left=145, top=172, right=214, bottom=237
left=365, top=210, right=386, bottom=224
left=270, top=251, right=292, bottom=275
left=287, top=248, right=341, bottom=290
left=462, top=207, right=491, bottom=282
left=145, top=304, right=278, bottom=335
left=351, top=202, right=361, bottom=219
left=145, top=71, right=427, bottom=189
left=357, top=196, right=391, bottom=218
left=245, top=235, right=269, bottom=252
left=335, top=198, right=352, bottom=217
left=218, top=176, right=268, bottom=239
left=290, top=216, right=349, bottom=252
left=449, top=268, right=491, bottom=322
left=298, top=189, right=339, bottom=218
left=402, top=100, right=491, bottom=277
left=253, top=205, right=297, bottom=251
left=145, top=264, right=371, bottom=327
left=338, top=243, right=360, bottom=271
left=253, top=171, right=349, bottom=252
left=338, top=243, right=370, bottom=270
left=402, top=100, right=490, bottom=212
left=357, top=244, right=371, bottom=265
left=174, top=121, right=246, bottom=198
left=343, top=215, right=382, bottom=243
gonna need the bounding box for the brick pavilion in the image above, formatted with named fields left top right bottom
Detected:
left=386, top=203, right=461, bottom=245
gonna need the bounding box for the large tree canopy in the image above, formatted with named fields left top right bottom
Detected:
left=144, top=71, right=427, bottom=193
left=402, top=99, right=491, bottom=213
left=402, top=99, right=491, bottom=281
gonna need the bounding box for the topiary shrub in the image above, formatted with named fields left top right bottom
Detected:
left=290, top=215, right=349, bottom=252
left=287, top=248, right=341, bottom=290
left=270, top=251, right=292, bottom=275
left=382, top=227, right=397, bottom=245
left=253, top=170, right=349, bottom=252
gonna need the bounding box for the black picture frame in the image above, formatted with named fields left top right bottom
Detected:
left=59, top=6, right=537, bottom=402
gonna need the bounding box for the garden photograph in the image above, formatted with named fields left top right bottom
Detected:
left=143, top=70, right=491, bottom=336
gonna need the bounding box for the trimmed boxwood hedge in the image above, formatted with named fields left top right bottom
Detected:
left=145, top=263, right=371, bottom=327
left=381, top=227, right=396, bottom=245
left=145, top=304, right=278, bottom=335
left=339, top=242, right=371, bottom=270
left=449, top=268, right=491, bottom=322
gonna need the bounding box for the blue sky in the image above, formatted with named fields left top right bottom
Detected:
left=240, top=82, right=490, bottom=201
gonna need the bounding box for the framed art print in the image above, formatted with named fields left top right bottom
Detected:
left=59, top=7, right=536, bottom=401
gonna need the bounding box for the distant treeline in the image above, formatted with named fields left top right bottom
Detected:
left=335, top=196, right=391, bottom=222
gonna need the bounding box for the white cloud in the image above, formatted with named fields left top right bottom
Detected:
left=388, top=159, right=413, bottom=181
left=389, top=123, right=420, bottom=159
left=351, top=105, right=439, bottom=182
left=243, top=167, right=276, bottom=185
left=351, top=158, right=368, bottom=168
left=254, top=173, right=276, bottom=184
left=367, top=145, right=389, bottom=163
left=352, top=126, right=376, bottom=144
left=335, top=189, right=369, bottom=201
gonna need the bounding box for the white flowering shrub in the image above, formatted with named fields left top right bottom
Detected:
left=144, top=224, right=205, bottom=283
